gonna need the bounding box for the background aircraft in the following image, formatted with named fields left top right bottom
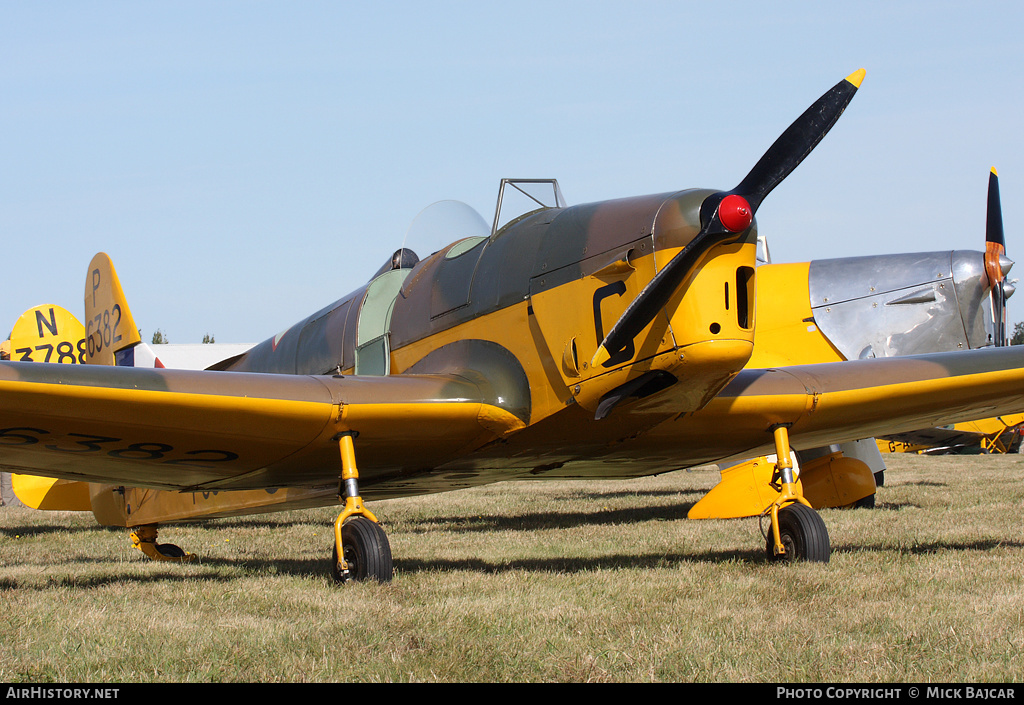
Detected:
left=5, top=71, right=1024, bottom=583
left=878, top=414, right=1024, bottom=455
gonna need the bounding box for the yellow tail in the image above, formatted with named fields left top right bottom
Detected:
left=84, top=252, right=142, bottom=365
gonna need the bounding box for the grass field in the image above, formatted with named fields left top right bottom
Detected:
left=1, top=453, right=1022, bottom=682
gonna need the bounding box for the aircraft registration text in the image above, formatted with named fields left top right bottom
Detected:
left=0, top=427, right=240, bottom=468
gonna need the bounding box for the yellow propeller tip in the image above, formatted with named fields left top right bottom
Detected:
left=991, top=166, right=999, bottom=176
left=591, top=346, right=611, bottom=369
left=845, top=68, right=866, bottom=88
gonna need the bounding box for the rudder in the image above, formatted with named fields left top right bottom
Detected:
left=84, top=252, right=142, bottom=365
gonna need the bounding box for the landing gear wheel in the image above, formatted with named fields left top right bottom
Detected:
left=854, top=493, right=876, bottom=509
left=332, top=516, right=393, bottom=584
left=766, top=503, right=830, bottom=563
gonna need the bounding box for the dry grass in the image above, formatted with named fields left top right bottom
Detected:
left=0, top=453, right=1022, bottom=682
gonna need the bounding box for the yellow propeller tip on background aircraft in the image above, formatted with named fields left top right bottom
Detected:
left=5, top=68, right=1024, bottom=584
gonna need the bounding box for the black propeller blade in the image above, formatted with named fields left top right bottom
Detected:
left=592, top=69, right=865, bottom=368
left=985, top=167, right=1008, bottom=346
left=987, top=167, right=1005, bottom=253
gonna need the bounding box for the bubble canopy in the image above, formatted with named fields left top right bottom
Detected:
left=403, top=200, right=490, bottom=260
left=403, top=180, right=565, bottom=260
left=381, top=180, right=566, bottom=275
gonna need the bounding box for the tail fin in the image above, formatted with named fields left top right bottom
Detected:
left=7, top=254, right=149, bottom=367
left=84, top=252, right=143, bottom=365
left=9, top=304, right=86, bottom=364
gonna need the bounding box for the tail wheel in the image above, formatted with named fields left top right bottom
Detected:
left=766, top=503, right=830, bottom=563
left=332, top=516, right=393, bottom=584
left=156, top=543, right=187, bottom=558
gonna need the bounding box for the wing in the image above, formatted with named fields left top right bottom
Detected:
left=4, top=346, right=1024, bottom=495
left=658, top=345, right=1024, bottom=465
left=0, top=361, right=524, bottom=492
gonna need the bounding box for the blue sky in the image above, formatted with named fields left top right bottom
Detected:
left=2, top=1, right=1022, bottom=344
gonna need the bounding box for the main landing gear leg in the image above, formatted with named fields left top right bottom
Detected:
left=331, top=431, right=393, bottom=584
left=130, top=524, right=196, bottom=562
left=763, top=424, right=830, bottom=563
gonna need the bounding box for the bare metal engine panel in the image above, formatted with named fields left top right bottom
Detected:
left=808, top=251, right=994, bottom=360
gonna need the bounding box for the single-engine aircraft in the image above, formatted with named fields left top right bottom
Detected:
left=10, top=169, right=1016, bottom=525
left=7, top=69, right=1024, bottom=583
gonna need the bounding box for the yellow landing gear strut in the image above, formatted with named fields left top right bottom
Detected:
left=331, top=432, right=393, bottom=584
left=763, top=424, right=830, bottom=563
left=130, top=524, right=196, bottom=562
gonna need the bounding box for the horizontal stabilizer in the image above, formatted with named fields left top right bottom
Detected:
left=10, top=473, right=91, bottom=511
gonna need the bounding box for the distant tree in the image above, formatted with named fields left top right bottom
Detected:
left=202, top=333, right=215, bottom=344
left=151, top=329, right=168, bottom=345
left=1012, top=322, right=1024, bottom=346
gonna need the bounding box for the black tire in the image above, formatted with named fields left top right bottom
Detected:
left=332, top=517, right=393, bottom=584
left=156, top=543, right=186, bottom=558
left=854, top=493, right=876, bottom=509
left=766, top=503, right=830, bottom=563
